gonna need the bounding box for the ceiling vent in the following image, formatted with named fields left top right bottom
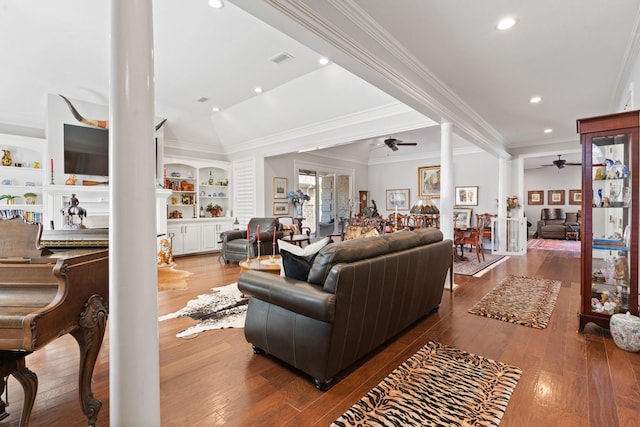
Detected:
left=270, top=52, right=294, bottom=64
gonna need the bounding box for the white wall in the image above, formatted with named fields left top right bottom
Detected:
left=368, top=151, right=500, bottom=219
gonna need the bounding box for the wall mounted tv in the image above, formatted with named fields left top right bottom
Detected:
left=64, top=123, right=109, bottom=176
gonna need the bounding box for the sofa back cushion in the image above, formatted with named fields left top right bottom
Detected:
left=564, top=212, right=580, bottom=224
left=248, top=217, right=278, bottom=234
left=307, top=228, right=443, bottom=286
left=541, top=208, right=565, bottom=221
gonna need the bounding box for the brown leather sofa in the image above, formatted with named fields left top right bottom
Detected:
left=237, top=228, right=452, bottom=390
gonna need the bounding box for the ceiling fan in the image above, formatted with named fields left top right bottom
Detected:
left=383, top=137, right=417, bottom=152
left=541, top=154, right=581, bottom=169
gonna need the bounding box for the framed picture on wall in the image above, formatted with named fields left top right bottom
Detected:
left=386, top=188, right=410, bottom=210
left=273, top=177, right=287, bottom=198
left=528, top=190, right=544, bottom=205
left=273, top=201, right=289, bottom=215
left=569, top=189, right=582, bottom=205
left=548, top=189, right=565, bottom=205
left=418, top=165, right=440, bottom=198
left=453, top=208, right=473, bottom=228
left=454, top=186, right=478, bottom=206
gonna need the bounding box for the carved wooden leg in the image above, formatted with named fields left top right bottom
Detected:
left=12, top=362, right=38, bottom=427
left=70, top=295, right=108, bottom=427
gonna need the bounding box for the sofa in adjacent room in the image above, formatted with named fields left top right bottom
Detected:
left=535, top=208, right=582, bottom=239
left=237, top=228, right=452, bottom=390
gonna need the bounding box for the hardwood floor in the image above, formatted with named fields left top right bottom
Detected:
left=2, top=247, right=639, bottom=426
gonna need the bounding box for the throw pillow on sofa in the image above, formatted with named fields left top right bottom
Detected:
left=278, top=237, right=331, bottom=281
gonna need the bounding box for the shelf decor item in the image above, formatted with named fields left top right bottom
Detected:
left=1, top=149, right=12, bottom=166
left=23, top=192, right=37, bottom=205
left=0, top=194, right=19, bottom=205
left=206, top=203, right=223, bottom=217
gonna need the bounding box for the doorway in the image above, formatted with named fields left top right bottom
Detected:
left=295, top=162, right=354, bottom=237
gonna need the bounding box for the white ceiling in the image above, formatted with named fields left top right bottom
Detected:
left=1, top=0, right=639, bottom=167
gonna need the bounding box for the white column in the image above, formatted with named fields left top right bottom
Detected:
left=439, top=121, right=454, bottom=241
left=109, top=0, right=161, bottom=425
left=497, top=157, right=507, bottom=252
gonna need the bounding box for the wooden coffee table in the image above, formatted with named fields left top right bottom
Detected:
left=239, top=255, right=281, bottom=275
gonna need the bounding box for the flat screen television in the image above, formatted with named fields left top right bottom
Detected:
left=64, top=123, right=109, bottom=176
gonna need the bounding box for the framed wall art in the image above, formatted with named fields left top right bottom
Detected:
left=569, top=189, right=582, bottom=205
left=273, top=177, right=287, bottom=198
left=548, top=189, right=565, bottom=205
left=454, top=186, right=478, bottom=206
left=453, top=208, right=473, bottom=229
left=385, top=188, right=410, bottom=210
left=272, top=201, right=289, bottom=215
left=528, top=190, right=544, bottom=205
left=418, top=165, right=440, bottom=198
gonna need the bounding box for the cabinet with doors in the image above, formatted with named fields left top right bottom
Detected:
left=577, top=110, right=639, bottom=332
left=0, top=134, right=46, bottom=223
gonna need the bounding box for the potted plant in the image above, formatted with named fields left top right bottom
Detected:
left=206, top=203, right=223, bottom=217
left=0, top=194, right=20, bottom=205
left=23, top=192, right=37, bottom=205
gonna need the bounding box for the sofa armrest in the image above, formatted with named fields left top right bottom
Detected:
left=536, top=220, right=545, bottom=237
left=238, top=270, right=335, bottom=323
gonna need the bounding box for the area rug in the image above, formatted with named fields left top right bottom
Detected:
left=453, top=251, right=507, bottom=277
left=468, top=275, right=561, bottom=329
left=158, top=283, right=247, bottom=338
left=527, top=238, right=580, bottom=252
left=331, top=341, right=521, bottom=427
left=157, top=264, right=194, bottom=292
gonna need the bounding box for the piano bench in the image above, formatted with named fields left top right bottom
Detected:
left=0, top=351, right=37, bottom=427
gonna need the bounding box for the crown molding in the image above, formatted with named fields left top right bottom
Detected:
left=224, top=102, right=436, bottom=156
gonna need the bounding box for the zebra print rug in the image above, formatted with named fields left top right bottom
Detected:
left=332, top=341, right=521, bottom=427
left=468, top=275, right=561, bottom=329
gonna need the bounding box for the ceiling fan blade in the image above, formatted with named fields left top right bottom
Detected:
left=396, top=142, right=417, bottom=146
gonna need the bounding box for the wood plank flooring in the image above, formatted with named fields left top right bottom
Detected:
left=1, top=246, right=639, bottom=426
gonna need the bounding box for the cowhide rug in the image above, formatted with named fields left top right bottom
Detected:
left=158, top=283, right=247, bottom=338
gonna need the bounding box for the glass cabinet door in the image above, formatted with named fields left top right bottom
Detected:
left=588, top=134, right=632, bottom=316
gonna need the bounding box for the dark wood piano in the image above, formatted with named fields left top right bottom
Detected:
left=0, top=218, right=108, bottom=426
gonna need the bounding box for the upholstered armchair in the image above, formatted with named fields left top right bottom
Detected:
left=220, top=217, right=284, bottom=263
left=536, top=208, right=566, bottom=239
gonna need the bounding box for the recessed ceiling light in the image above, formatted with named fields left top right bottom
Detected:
left=496, top=17, right=518, bottom=31
left=208, top=0, right=224, bottom=9
left=319, top=57, right=329, bottom=65
left=544, top=128, right=553, bottom=133
left=530, top=96, right=542, bottom=104
left=254, top=87, right=263, bottom=94
left=212, top=107, right=220, bottom=112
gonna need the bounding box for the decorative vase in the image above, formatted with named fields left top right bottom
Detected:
left=295, top=203, right=303, bottom=217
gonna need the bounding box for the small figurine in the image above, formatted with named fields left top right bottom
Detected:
left=157, top=238, right=174, bottom=265
left=65, top=174, right=77, bottom=185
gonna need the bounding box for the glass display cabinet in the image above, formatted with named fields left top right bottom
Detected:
left=577, top=111, right=639, bottom=332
